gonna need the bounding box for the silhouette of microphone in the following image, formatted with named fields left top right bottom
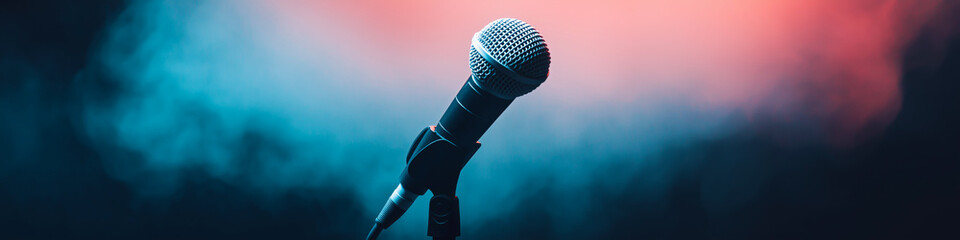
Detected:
left=367, top=18, right=550, bottom=240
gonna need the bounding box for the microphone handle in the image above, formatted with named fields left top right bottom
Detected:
left=369, top=75, right=512, bottom=239
left=436, top=76, right=513, bottom=147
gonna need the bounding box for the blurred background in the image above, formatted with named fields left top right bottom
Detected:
left=2, top=0, right=959, bottom=239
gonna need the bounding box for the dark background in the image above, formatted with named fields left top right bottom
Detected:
left=2, top=1, right=959, bottom=239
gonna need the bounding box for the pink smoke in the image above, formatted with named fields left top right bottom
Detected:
left=259, top=0, right=950, bottom=145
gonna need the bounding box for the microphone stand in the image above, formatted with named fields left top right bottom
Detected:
left=400, top=125, right=480, bottom=240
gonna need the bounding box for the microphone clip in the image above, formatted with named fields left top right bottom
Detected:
left=400, top=125, right=480, bottom=239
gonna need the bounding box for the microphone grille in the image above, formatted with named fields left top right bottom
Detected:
left=470, top=18, right=551, bottom=99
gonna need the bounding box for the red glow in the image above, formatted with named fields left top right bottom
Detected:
left=263, top=0, right=949, bottom=145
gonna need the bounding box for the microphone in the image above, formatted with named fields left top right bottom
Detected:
left=367, top=18, right=550, bottom=240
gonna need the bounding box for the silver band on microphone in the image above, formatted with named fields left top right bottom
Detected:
left=388, top=184, right=419, bottom=211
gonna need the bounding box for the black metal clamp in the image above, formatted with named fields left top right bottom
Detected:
left=398, top=125, right=479, bottom=240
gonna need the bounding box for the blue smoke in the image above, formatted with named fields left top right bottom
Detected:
left=78, top=1, right=743, bottom=238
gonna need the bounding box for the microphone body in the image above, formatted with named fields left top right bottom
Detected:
left=375, top=77, right=501, bottom=231
left=437, top=77, right=513, bottom=147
